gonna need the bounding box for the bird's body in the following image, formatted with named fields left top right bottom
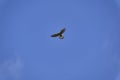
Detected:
left=51, top=28, right=66, bottom=39
left=59, top=34, right=64, bottom=39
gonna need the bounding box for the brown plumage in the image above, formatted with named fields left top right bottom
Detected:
left=51, top=28, right=66, bottom=39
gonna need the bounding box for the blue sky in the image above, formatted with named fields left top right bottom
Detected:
left=0, top=0, right=120, bottom=80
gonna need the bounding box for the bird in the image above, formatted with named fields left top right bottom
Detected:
left=51, top=28, right=66, bottom=39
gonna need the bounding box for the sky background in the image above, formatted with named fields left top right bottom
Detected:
left=0, top=0, right=120, bottom=80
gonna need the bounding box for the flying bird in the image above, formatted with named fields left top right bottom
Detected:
left=51, top=28, right=66, bottom=39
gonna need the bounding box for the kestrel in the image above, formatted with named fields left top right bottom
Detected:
left=51, top=28, right=66, bottom=39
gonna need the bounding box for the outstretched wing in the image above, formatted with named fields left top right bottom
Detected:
left=51, top=33, right=60, bottom=37
left=59, top=28, right=66, bottom=34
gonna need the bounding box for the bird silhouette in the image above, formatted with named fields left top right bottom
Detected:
left=51, top=28, right=66, bottom=39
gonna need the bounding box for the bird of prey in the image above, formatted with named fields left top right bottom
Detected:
left=51, top=28, right=66, bottom=39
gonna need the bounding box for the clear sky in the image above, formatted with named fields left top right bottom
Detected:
left=0, top=0, right=120, bottom=80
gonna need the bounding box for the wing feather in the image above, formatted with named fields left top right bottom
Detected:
left=51, top=33, right=60, bottom=37
left=59, top=28, right=66, bottom=34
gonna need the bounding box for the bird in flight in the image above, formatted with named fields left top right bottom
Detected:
left=51, top=28, right=66, bottom=39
